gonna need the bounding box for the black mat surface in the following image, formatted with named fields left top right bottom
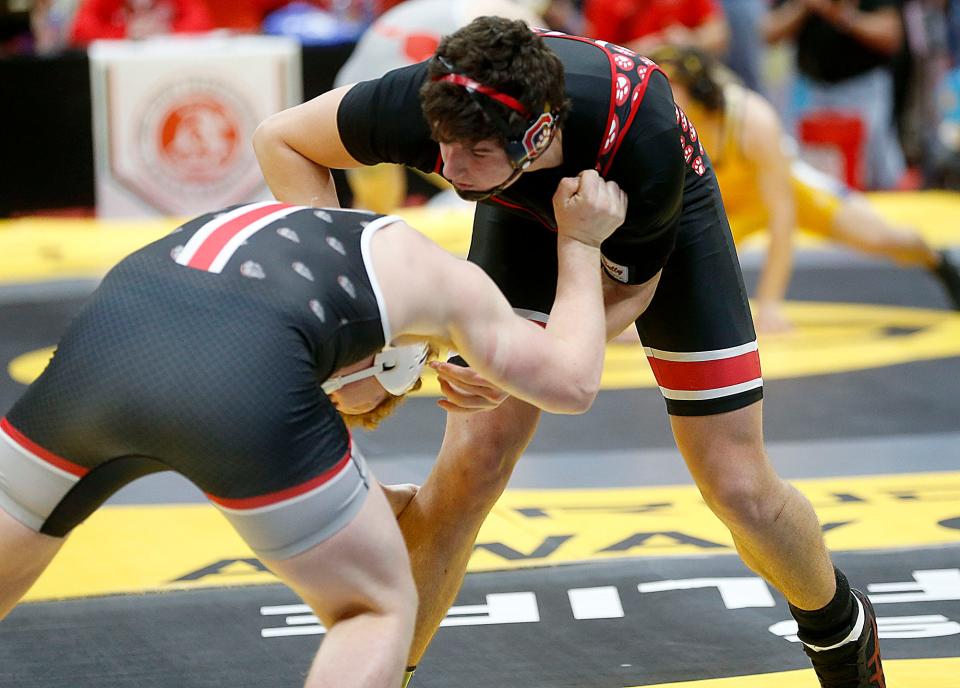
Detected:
left=2, top=255, right=958, bottom=687
left=2, top=549, right=957, bottom=687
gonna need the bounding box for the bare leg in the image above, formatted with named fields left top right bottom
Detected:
left=827, top=195, right=940, bottom=269
left=263, top=480, right=417, bottom=688
left=395, top=398, right=541, bottom=664
left=671, top=401, right=836, bottom=610
left=0, top=505, right=64, bottom=620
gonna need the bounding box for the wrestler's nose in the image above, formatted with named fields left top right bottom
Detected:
left=439, top=143, right=468, bottom=180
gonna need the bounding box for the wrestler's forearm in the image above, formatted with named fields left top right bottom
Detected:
left=754, top=173, right=796, bottom=306
left=539, top=235, right=606, bottom=409
left=756, top=220, right=794, bottom=307
left=444, top=237, right=605, bottom=414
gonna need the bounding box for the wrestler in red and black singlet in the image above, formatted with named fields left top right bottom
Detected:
left=337, top=31, right=762, bottom=416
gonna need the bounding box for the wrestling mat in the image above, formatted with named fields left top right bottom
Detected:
left=1, top=192, right=958, bottom=687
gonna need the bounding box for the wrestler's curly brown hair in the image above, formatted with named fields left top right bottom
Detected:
left=419, top=16, right=570, bottom=146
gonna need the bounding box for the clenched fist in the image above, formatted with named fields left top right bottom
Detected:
left=552, top=169, right=628, bottom=248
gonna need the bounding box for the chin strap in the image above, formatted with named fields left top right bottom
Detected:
left=402, top=666, right=417, bottom=687
left=452, top=166, right=526, bottom=202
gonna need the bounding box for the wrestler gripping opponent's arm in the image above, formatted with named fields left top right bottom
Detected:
left=327, top=169, right=627, bottom=417
left=254, top=81, right=630, bottom=414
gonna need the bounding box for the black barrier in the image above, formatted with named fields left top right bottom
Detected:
left=0, top=50, right=93, bottom=217
left=0, top=42, right=356, bottom=217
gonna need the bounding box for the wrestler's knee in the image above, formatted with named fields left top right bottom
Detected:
left=380, top=566, right=418, bottom=626
left=698, top=463, right=788, bottom=532
left=439, top=404, right=540, bottom=501
left=435, top=443, right=519, bottom=511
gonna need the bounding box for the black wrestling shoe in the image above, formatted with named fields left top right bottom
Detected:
left=934, top=248, right=960, bottom=310
left=803, top=589, right=885, bottom=688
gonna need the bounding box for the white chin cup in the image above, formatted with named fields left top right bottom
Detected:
left=322, top=343, right=430, bottom=396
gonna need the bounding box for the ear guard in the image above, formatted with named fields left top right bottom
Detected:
left=322, top=343, right=430, bottom=397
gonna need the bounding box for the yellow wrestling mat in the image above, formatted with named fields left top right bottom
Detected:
left=0, top=207, right=472, bottom=285
left=632, top=657, right=960, bottom=687
left=9, top=301, right=960, bottom=393
left=3, top=194, right=958, bottom=688
left=1, top=192, right=958, bottom=285
left=7, top=192, right=960, bottom=394
left=24, top=471, right=960, bottom=601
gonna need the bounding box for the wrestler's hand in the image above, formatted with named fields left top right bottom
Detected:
left=755, top=300, right=793, bottom=334
left=553, top=169, right=628, bottom=248
left=429, top=361, right=509, bottom=413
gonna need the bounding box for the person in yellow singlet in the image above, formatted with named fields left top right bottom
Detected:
left=650, top=45, right=960, bottom=332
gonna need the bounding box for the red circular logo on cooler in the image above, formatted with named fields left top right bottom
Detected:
left=157, top=96, right=240, bottom=183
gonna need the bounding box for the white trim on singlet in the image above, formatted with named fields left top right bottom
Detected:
left=514, top=308, right=550, bottom=324
left=642, top=341, right=759, bottom=362
left=0, top=424, right=80, bottom=483
left=360, top=214, right=404, bottom=346
left=175, top=201, right=278, bottom=268
left=658, top=378, right=764, bottom=401
left=206, top=206, right=302, bottom=273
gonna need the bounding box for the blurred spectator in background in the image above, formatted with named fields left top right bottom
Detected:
left=336, top=0, right=545, bottom=86
left=31, top=0, right=78, bottom=52
left=584, top=0, right=729, bottom=56
left=949, top=0, right=960, bottom=62
left=897, top=0, right=951, bottom=185
left=332, top=0, right=549, bottom=212
left=719, top=0, right=765, bottom=91
left=1, top=0, right=34, bottom=54
left=1, top=0, right=78, bottom=55
left=70, top=0, right=213, bottom=44
left=764, top=0, right=906, bottom=189
left=539, top=0, right=585, bottom=34
left=936, top=65, right=960, bottom=187
left=651, top=45, right=960, bottom=330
